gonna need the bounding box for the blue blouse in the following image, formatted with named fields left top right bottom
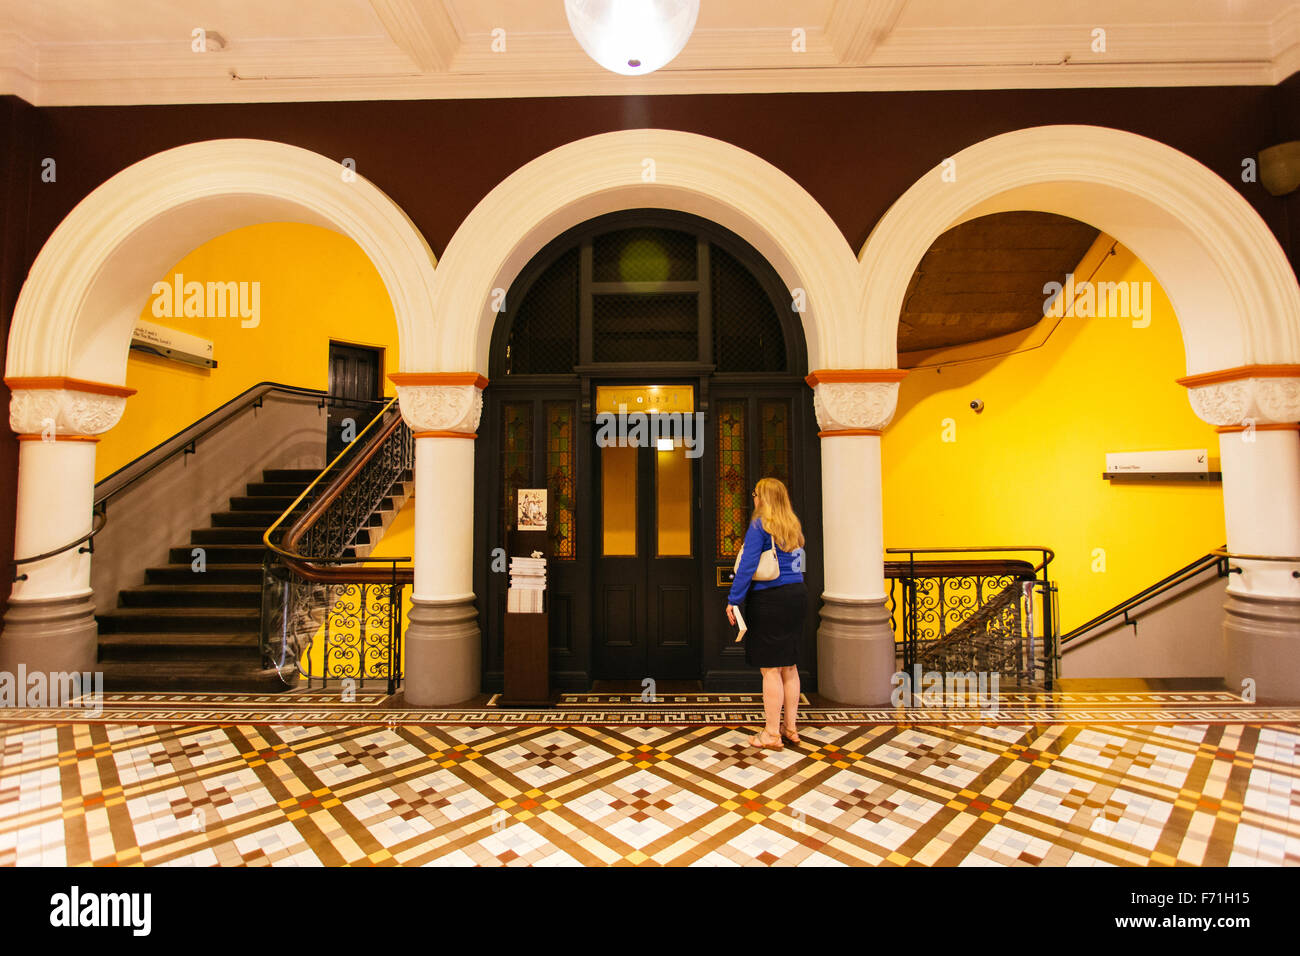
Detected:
left=727, top=518, right=804, bottom=605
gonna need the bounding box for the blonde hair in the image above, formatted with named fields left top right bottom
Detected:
left=753, top=477, right=804, bottom=552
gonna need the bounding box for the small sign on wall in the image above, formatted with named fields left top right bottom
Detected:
left=130, top=319, right=217, bottom=369
left=1105, top=449, right=1208, bottom=474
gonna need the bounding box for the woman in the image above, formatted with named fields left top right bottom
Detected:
left=726, top=477, right=808, bottom=751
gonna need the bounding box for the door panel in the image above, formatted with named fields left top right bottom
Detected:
left=593, top=415, right=700, bottom=680
left=327, top=343, right=381, bottom=460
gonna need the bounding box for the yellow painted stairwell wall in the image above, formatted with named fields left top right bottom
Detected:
left=881, top=236, right=1226, bottom=633
left=96, top=222, right=400, bottom=481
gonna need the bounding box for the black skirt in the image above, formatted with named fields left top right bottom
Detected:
left=742, top=580, right=808, bottom=667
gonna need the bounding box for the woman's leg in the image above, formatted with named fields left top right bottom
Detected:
left=781, top=665, right=800, bottom=731
left=761, top=666, right=783, bottom=738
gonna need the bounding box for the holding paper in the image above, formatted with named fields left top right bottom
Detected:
left=729, top=605, right=747, bottom=641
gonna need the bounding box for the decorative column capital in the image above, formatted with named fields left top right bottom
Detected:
left=805, top=369, right=908, bottom=435
left=389, top=372, right=488, bottom=437
left=5, top=377, right=136, bottom=438
left=1176, top=365, right=1300, bottom=429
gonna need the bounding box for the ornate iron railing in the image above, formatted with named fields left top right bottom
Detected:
left=261, top=398, right=415, bottom=693
left=886, top=547, right=1058, bottom=689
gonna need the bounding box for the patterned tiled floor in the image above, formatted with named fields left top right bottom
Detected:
left=2, top=715, right=1297, bottom=866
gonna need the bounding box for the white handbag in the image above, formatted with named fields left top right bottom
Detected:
left=734, top=535, right=780, bottom=582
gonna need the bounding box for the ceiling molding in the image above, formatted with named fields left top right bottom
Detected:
left=827, top=0, right=906, bottom=65
left=3, top=4, right=1300, bottom=106
left=1274, top=4, right=1300, bottom=80
left=0, top=32, right=37, bottom=103
left=369, top=0, right=460, bottom=73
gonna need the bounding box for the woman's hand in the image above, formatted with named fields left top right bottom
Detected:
left=726, top=605, right=736, bottom=626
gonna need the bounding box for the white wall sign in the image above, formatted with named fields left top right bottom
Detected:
left=130, top=318, right=216, bottom=369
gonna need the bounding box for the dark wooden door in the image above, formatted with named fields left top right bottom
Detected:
left=592, top=432, right=700, bottom=680
left=327, top=343, right=381, bottom=460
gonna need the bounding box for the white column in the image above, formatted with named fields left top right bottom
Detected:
left=808, top=370, right=907, bottom=706
left=1184, top=369, right=1300, bottom=701
left=820, top=433, right=885, bottom=601
left=3, top=382, right=131, bottom=679
left=1217, top=427, right=1300, bottom=595
left=393, top=373, right=486, bottom=705
left=1184, top=372, right=1300, bottom=593
left=12, top=438, right=97, bottom=601
left=412, top=434, right=476, bottom=601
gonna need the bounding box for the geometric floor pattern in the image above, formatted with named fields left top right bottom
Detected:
left=2, top=717, right=1297, bottom=866
left=3, top=690, right=1298, bottom=727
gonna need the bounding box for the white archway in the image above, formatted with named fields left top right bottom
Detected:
left=428, top=128, right=861, bottom=374
left=1, top=138, right=442, bottom=690
left=857, top=123, right=1300, bottom=702
left=5, top=138, right=438, bottom=384
left=858, top=125, right=1300, bottom=375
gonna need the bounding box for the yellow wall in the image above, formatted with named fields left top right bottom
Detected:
left=97, top=222, right=398, bottom=481
left=882, top=237, right=1225, bottom=632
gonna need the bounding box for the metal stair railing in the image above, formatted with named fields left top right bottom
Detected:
left=261, top=397, right=414, bottom=694
left=886, top=547, right=1058, bottom=689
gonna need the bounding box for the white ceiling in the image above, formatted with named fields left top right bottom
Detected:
left=1, top=0, right=1297, bottom=106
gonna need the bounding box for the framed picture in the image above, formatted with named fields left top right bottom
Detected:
left=516, top=488, right=548, bottom=531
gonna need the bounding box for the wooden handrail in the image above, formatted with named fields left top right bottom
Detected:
left=886, top=546, right=1054, bottom=575
left=885, top=559, right=1036, bottom=578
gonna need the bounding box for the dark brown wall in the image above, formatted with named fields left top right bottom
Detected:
left=0, top=97, right=36, bottom=603
left=1274, top=73, right=1300, bottom=270
left=14, top=85, right=1300, bottom=271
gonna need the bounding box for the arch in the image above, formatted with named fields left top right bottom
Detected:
left=858, top=125, right=1300, bottom=375
left=6, top=139, right=438, bottom=384
left=488, top=208, right=807, bottom=378
left=429, top=129, right=860, bottom=374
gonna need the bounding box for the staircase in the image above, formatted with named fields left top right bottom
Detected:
left=96, top=467, right=319, bottom=692
left=96, top=462, right=416, bottom=692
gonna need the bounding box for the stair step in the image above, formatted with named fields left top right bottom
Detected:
left=98, top=632, right=259, bottom=661
left=192, top=527, right=266, bottom=545
left=97, top=659, right=289, bottom=693
left=99, top=607, right=260, bottom=634
left=211, top=510, right=282, bottom=528
left=170, top=544, right=265, bottom=563
left=263, top=468, right=321, bottom=482
left=118, top=584, right=261, bottom=608
left=231, top=495, right=296, bottom=510
left=246, top=481, right=311, bottom=496
left=145, top=564, right=263, bottom=585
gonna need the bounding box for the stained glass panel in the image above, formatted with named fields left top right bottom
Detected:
left=502, top=403, right=533, bottom=538
left=716, top=399, right=747, bottom=559
left=545, top=401, right=576, bottom=560
left=760, top=400, right=791, bottom=490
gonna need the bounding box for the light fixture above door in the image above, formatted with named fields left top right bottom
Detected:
left=564, top=0, right=700, bottom=76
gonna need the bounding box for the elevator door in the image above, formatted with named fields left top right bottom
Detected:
left=592, top=434, right=700, bottom=680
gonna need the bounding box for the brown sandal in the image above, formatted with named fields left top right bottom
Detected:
left=780, top=726, right=801, bottom=746
left=749, top=730, right=784, bottom=751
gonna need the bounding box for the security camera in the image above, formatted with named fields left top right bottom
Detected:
left=969, top=399, right=984, bottom=413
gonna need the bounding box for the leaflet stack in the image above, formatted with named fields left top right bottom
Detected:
left=507, top=556, right=547, bottom=613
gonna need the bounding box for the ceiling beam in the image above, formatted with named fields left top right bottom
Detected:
left=369, top=0, right=460, bottom=73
